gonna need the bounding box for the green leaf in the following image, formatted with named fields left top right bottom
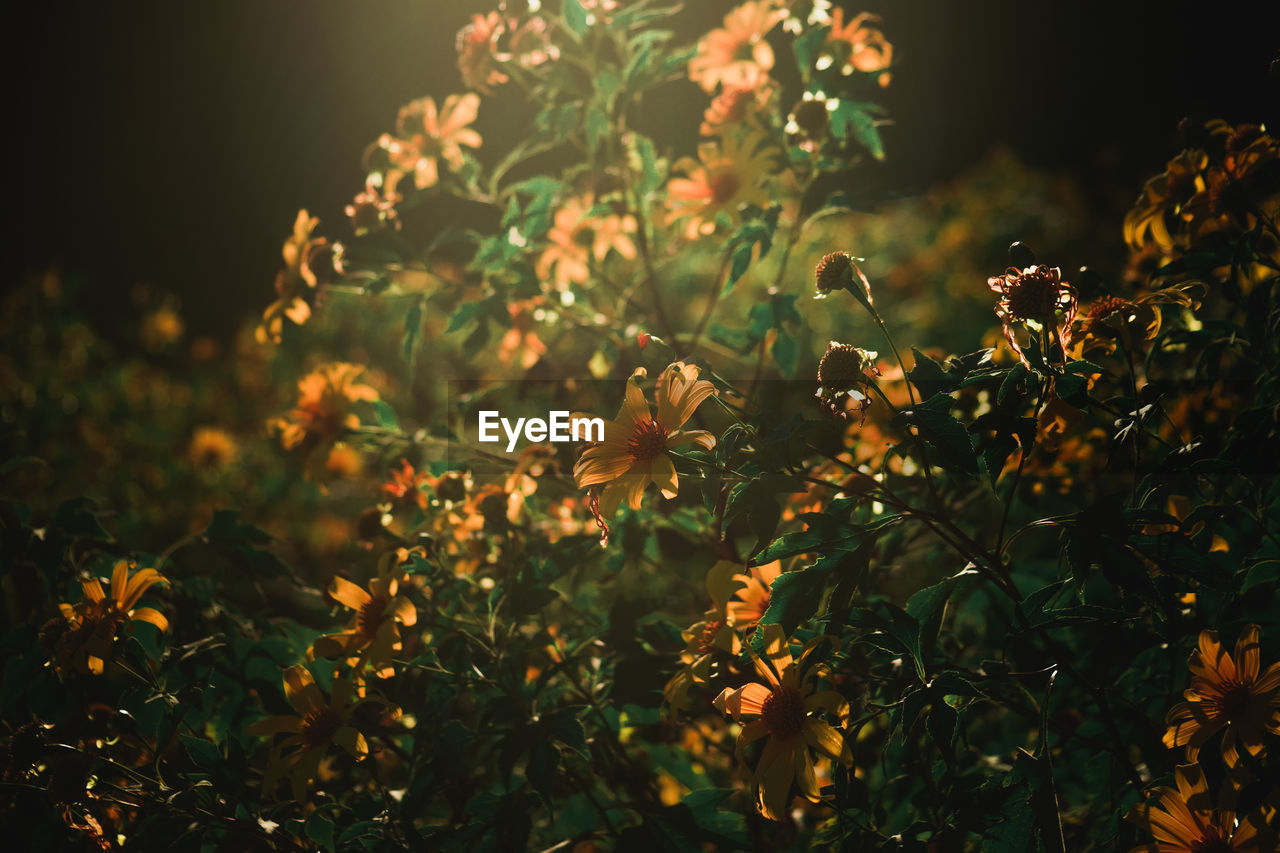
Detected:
left=305, top=809, right=336, bottom=852
left=759, top=564, right=830, bottom=634
left=893, top=393, right=979, bottom=477
left=180, top=735, right=221, bottom=770
left=830, top=100, right=886, bottom=160
left=563, top=0, right=589, bottom=37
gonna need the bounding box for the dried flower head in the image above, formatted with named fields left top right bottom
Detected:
left=814, top=251, right=853, bottom=294
left=987, top=264, right=1078, bottom=368
left=816, top=341, right=878, bottom=420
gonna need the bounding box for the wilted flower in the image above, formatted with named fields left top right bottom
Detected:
left=816, top=341, right=878, bottom=419
left=986, top=264, right=1078, bottom=368
left=714, top=624, right=851, bottom=821
left=1126, top=763, right=1275, bottom=852
left=246, top=666, right=368, bottom=802
left=1163, top=624, right=1280, bottom=767
left=258, top=210, right=332, bottom=343
left=689, top=1, right=787, bottom=94
left=573, top=363, right=716, bottom=533
left=53, top=563, right=168, bottom=676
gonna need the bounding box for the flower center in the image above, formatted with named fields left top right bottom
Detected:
left=1191, top=834, right=1234, bottom=853
left=300, top=707, right=343, bottom=749
left=1218, top=681, right=1252, bottom=721
left=818, top=343, right=868, bottom=390
left=1005, top=269, right=1064, bottom=321
left=356, top=594, right=389, bottom=639
left=760, top=686, right=806, bottom=740
left=708, top=169, right=741, bottom=204
left=627, top=418, right=667, bottom=462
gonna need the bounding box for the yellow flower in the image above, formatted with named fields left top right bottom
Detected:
left=188, top=426, right=239, bottom=470
left=1163, top=624, right=1280, bottom=767
left=727, top=560, right=781, bottom=631
left=667, top=132, right=775, bottom=236
left=380, top=94, right=482, bottom=194
left=54, top=563, right=168, bottom=676
left=270, top=362, right=378, bottom=453
left=1126, top=763, right=1276, bottom=852
left=689, top=1, right=786, bottom=94
left=714, top=624, right=851, bottom=821
left=246, top=665, right=368, bottom=803
left=258, top=210, right=335, bottom=343
left=664, top=561, right=742, bottom=714
left=573, top=363, right=716, bottom=524
left=312, top=568, right=417, bottom=681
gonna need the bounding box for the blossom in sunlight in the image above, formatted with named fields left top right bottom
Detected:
left=821, top=10, right=892, bottom=86
left=246, top=666, right=368, bottom=803
left=689, top=1, right=786, bottom=94
left=1163, top=624, right=1280, bottom=767
left=535, top=195, right=637, bottom=291
left=271, top=363, right=378, bottom=453
left=188, top=426, right=238, bottom=471
left=667, top=132, right=775, bottom=237
left=1123, top=150, right=1208, bottom=253
left=815, top=341, right=878, bottom=420
left=573, top=363, right=716, bottom=534
left=713, top=624, right=851, bottom=821
left=727, top=560, right=781, bottom=631
left=52, top=563, right=168, bottom=676
left=312, top=568, right=417, bottom=681
left=1126, top=763, right=1276, bottom=853
left=258, top=210, right=335, bottom=343
left=986, top=264, right=1078, bottom=368
left=379, top=94, right=482, bottom=194
left=382, top=458, right=431, bottom=511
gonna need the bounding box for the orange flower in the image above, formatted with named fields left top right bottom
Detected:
left=188, top=426, right=238, bottom=471
left=246, top=666, right=368, bottom=802
left=1123, top=149, right=1208, bottom=252
left=728, top=561, right=781, bottom=630
left=822, top=10, right=892, bottom=86
left=713, top=624, right=851, bottom=821
left=1126, top=763, right=1275, bottom=852
left=379, top=94, right=482, bottom=193
left=664, top=561, right=742, bottom=714
left=53, top=563, right=168, bottom=676
left=1163, top=624, right=1280, bottom=767
left=689, top=1, right=786, bottom=94
left=271, top=363, right=378, bottom=453
left=382, top=458, right=431, bottom=511
left=457, top=12, right=507, bottom=93
left=535, top=195, right=637, bottom=290
left=258, top=210, right=335, bottom=343
left=700, top=84, right=773, bottom=137
left=498, top=299, right=549, bottom=370
left=667, top=132, right=774, bottom=237
left=312, top=568, right=417, bottom=681
left=573, top=363, right=716, bottom=526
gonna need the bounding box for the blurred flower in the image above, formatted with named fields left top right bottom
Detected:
left=312, top=568, right=417, bottom=680
left=689, top=1, right=786, bottom=94
left=246, top=666, right=368, bottom=802
left=821, top=10, right=892, bottom=86
left=1164, top=624, right=1280, bottom=767
left=987, top=264, right=1078, bottom=369
left=713, top=624, right=851, bottom=821
left=139, top=307, right=183, bottom=352
left=345, top=178, right=400, bottom=236
left=259, top=210, right=332, bottom=343
left=574, top=363, right=716, bottom=527
left=728, top=561, right=781, bottom=630
left=271, top=363, right=378, bottom=453
left=1124, top=150, right=1208, bottom=252
left=665, top=561, right=741, bottom=714
left=379, top=94, right=482, bottom=194
left=667, top=132, right=774, bottom=236
left=535, top=195, right=637, bottom=290
left=382, top=458, right=431, bottom=511
left=457, top=12, right=507, bottom=93
left=498, top=299, right=549, bottom=370
left=700, top=84, right=773, bottom=137
left=53, top=563, right=168, bottom=676
left=324, top=443, right=364, bottom=480
left=1126, top=763, right=1275, bottom=852
left=188, top=426, right=238, bottom=471
left=786, top=92, right=836, bottom=152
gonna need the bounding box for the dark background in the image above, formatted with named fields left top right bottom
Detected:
left=7, top=1, right=1277, bottom=341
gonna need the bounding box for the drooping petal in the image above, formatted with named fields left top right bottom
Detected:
left=804, top=719, right=851, bottom=765
left=650, top=453, right=679, bottom=499
left=283, top=665, right=325, bottom=716
left=1236, top=624, right=1262, bottom=684
left=333, top=726, right=368, bottom=759
left=129, top=607, right=169, bottom=633
left=330, top=576, right=372, bottom=611
left=390, top=595, right=417, bottom=627
left=111, top=562, right=129, bottom=602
